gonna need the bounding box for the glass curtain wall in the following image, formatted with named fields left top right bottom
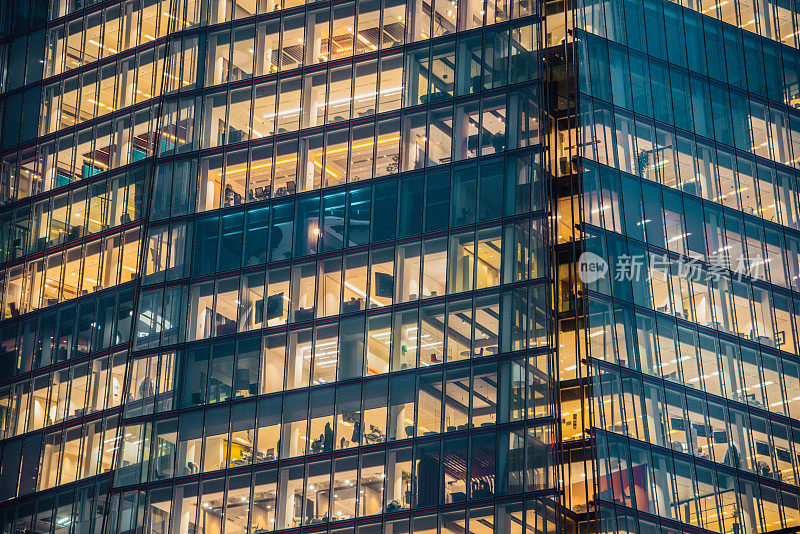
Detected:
left=0, top=0, right=557, bottom=532
left=572, top=0, right=800, bottom=533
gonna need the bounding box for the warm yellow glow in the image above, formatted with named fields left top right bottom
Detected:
left=82, top=157, right=108, bottom=169
left=700, top=0, right=727, bottom=13
left=216, top=136, right=400, bottom=180
left=356, top=33, right=379, bottom=51
left=312, top=159, right=340, bottom=179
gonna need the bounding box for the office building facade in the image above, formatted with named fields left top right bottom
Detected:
left=2, top=0, right=800, bottom=532
left=0, top=0, right=557, bottom=532
left=570, top=0, right=800, bottom=532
